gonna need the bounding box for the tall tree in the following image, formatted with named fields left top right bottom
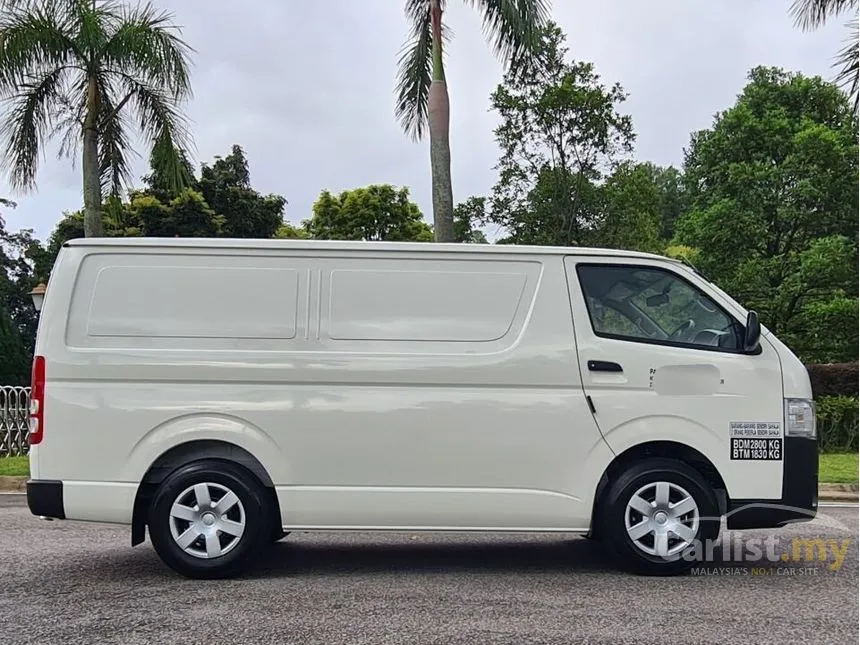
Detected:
left=198, top=145, right=286, bottom=239
left=598, top=161, right=664, bottom=253
left=38, top=143, right=288, bottom=279
left=485, top=22, right=635, bottom=246
left=0, top=0, right=194, bottom=237
left=0, top=208, right=40, bottom=365
left=273, top=221, right=308, bottom=239
left=598, top=161, right=686, bottom=248
left=790, top=0, right=858, bottom=114
left=305, top=184, right=433, bottom=242
left=650, top=164, right=687, bottom=240
left=452, top=197, right=489, bottom=243
left=130, top=190, right=224, bottom=238
left=676, top=66, right=858, bottom=362
left=395, top=0, right=550, bottom=242
left=0, top=304, right=29, bottom=385
left=140, top=143, right=287, bottom=239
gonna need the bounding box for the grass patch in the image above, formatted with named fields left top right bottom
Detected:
left=819, top=452, right=859, bottom=484
left=0, top=452, right=857, bottom=484
left=0, top=455, right=29, bottom=477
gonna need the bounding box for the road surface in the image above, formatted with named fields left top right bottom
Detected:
left=0, top=495, right=856, bottom=645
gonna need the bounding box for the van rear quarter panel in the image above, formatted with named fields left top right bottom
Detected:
left=37, top=246, right=611, bottom=530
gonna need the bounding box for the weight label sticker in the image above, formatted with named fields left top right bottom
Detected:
left=729, top=422, right=783, bottom=460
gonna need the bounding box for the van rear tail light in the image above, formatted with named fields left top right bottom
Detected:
left=29, top=355, right=45, bottom=445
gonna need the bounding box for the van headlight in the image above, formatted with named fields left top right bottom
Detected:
left=785, top=398, right=816, bottom=439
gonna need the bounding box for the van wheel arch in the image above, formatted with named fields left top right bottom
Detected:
left=589, top=441, right=727, bottom=540
left=131, top=440, right=281, bottom=547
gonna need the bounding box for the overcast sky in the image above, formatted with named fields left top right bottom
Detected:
left=0, top=0, right=849, bottom=242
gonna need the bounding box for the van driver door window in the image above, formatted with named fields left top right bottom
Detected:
left=577, top=264, right=744, bottom=352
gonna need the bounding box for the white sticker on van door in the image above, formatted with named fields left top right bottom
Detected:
left=729, top=422, right=783, bottom=461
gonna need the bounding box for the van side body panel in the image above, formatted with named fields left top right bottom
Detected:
left=36, top=245, right=611, bottom=530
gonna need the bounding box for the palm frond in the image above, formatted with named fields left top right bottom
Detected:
left=96, top=75, right=135, bottom=198
left=100, top=1, right=193, bottom=100
left=0, top=0, right=82, bottom=93
left=54, top=109, right=81, bottom=160
left=0, top=65, right=68, bottom=190
left=120, top=76, right=192, bottom=193
left=834, top=15, right=859, bottom=114
left=53, top=74, right=88, bottom=161
left=55, top=117, right=82, bottom=162
left=73, top=0, right=113, bottom=67
left=0, top=0, right=44, bottom=7
left=395, top=4, right=434, bottom=141
left=466, top=0, right=551, bottom=68
left=789, top=0, right=857, bottom=30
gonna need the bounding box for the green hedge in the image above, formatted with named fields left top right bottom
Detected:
left=806, top=362, right=858, bottom=397
left=817, top=396, right=858, bottom=452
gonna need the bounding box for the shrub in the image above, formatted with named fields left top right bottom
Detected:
left=817, top=396, right=859, bottom=452
left=806, top=362, right=858, bottom=398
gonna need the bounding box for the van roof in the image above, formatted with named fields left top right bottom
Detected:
left=64, top=237, right=681, bottom=262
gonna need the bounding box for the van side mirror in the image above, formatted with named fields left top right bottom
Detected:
left=743, top=310, right=761, bottom=353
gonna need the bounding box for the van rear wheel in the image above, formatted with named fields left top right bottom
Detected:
left=148, top=459, right=271, bottom=579
left=599, top=458, right=720, bottom=576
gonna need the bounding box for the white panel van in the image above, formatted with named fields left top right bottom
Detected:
left=25, top=238, right=818, bottom=578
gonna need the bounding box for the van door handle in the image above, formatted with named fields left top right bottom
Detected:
left=587, top=360, right=623, bottom=373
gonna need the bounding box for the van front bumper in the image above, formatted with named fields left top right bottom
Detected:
left=26, top=480, right=65, bottom=520
left=725, top=436, right=818, bottom=530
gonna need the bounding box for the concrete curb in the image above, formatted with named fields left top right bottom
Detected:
left=819, top=483, right=859, bottom=493
left=818, top=483, right=858, bottom=502
left=0, top=475, right=857, bottom=501
left=0, top=476, right=26, bottom=492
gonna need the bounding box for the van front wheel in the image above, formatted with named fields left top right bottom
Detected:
left=599, top=458, right=720, bottom=576
left=148, top=459, right=271, bottom=579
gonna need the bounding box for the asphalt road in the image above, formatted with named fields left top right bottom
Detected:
left=0, top=496, right=856, bottom=645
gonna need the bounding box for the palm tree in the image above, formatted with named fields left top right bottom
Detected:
left=395, top=0, right=550, bottom=242
left=790, top=0, right=858, bottom=114
left=0, top=0, right=194, bottom=237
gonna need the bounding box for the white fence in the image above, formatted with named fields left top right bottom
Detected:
left=0, top=386, right=30, bottom=457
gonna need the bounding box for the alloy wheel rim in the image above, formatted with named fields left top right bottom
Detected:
left=168, top=482, right=246, bottom=559
left=624, top=481, right=700, bottom=558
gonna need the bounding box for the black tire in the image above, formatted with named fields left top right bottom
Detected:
left=148, top=459, right=272, bottom=579
left=597, top=458, right=720, bottom=576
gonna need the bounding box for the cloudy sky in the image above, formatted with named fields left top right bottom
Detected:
left=0, top=0, right=849, bottom=242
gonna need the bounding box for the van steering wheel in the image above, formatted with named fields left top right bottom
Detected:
left=669, top=319, right=695, bottom=340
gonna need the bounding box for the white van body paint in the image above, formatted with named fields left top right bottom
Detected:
left=26, top=238, right=815, bottom=538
